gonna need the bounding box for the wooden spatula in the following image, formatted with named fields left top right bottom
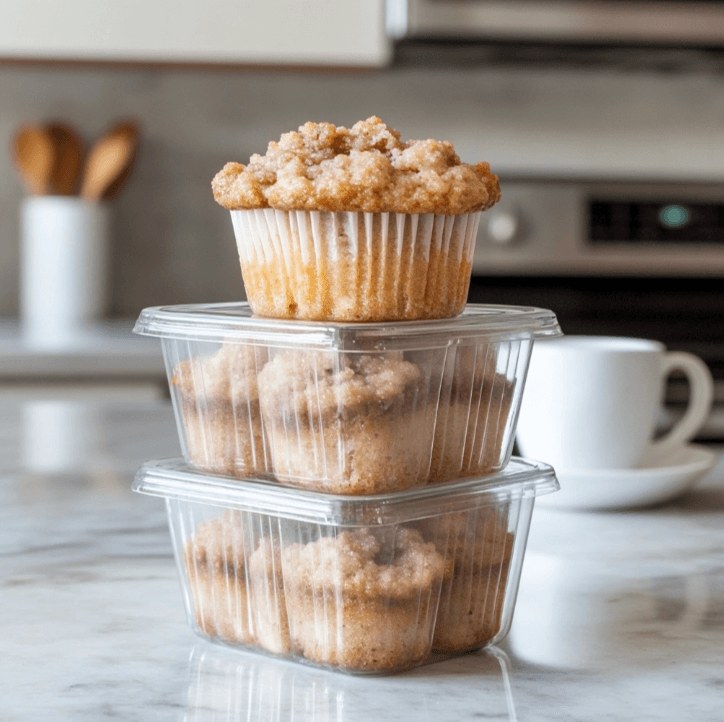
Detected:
left=11, top=124, right=55, bottom=195
left=80, top=120, right=139, bottom=202
left=47, top=122, right=85, bottom=196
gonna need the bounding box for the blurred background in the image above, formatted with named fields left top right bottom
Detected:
left=1, top=0, right=724, bottom=444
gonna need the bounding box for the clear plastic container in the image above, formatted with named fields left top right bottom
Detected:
left=133, top=457, right=559, bottom=675
left=133, top=302, right=561, bottom=494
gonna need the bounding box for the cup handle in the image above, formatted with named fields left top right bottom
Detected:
left=650, top=352, right=714, bottom=453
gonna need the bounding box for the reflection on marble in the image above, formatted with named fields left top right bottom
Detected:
left=184, top=645, right=517, bottom=722
left=511, top=551, right=722, bottom=670
left=21, top=400, right=111, bottom=473
left=503, top=454, right=724, bottom=721
left=2, top=397, right=724, bottom=721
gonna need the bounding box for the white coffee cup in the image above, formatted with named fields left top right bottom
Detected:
left=516, top=336, right=714, bottom=470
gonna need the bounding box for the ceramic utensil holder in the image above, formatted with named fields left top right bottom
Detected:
left=21, top=196, right=110, bottom=346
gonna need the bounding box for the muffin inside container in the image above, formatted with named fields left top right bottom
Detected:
left=133, top=303, right=561, bottom=494
left=133, top=457, right=559, bottom=675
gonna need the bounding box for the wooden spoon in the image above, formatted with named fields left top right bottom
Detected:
left=11, top=124, right=55, bottom=195
left=47, top=122, right=85, bottom=195
left=100, top=126, right=139, bottom=201
left=80, top=120, right=139, bottom=202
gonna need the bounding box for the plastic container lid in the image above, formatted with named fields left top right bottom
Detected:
left=133, top=458, right=559, bottom=525
left=133, top=303, right=561, bottom=349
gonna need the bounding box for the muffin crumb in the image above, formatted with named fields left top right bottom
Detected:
left=212, top=116, right=500, bottom=214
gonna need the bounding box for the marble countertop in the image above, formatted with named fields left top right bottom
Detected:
left=2, top=397, right=724, bottom=721
left=0, top=319, right=164, bottom=379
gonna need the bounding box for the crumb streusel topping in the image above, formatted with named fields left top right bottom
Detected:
left=283, top=528, right=445, bottom=599
left=185, top=512, right=249, bottom=573
left=172, top=342, right=265, bottom=404
left=257, top=351, right=423, bottom=423
left=212, top=116, right=500, bottom=215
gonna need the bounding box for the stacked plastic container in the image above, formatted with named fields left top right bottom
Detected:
left=132, top=210, right=562, bottom=675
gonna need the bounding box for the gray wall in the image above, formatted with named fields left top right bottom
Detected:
left=2, top=62, right=724, bottom=318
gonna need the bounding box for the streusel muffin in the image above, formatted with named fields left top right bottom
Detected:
left=429, top=344, right=514, bottom=482
left=257, top=350, right=434, bottom=494
left=171, top=342, right=269, bottom=478
left=183, top=512, right=255, bottom=645
left=282, top=528, right=446, bottom=672
left=417, top=509, right=514, bottom=652
left=212, top=116, right=500, bottom=321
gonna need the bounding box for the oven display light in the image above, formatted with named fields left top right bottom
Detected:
left=659, top=204, right=690, bottom=228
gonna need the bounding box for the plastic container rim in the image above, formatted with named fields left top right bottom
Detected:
left=132, top=302, right=562, bottom=347
left=133, top=457, right=560, bottom=525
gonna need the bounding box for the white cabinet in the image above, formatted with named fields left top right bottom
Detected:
left=0, top=0, right=391, bottom=67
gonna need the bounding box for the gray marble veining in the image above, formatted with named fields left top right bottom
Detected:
left=1, top=398, right=723, bottom=721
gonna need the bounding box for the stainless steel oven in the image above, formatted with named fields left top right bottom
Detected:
left=467, top=177, right=724, bottom=439
left=387, top=0, right=724, bottom=46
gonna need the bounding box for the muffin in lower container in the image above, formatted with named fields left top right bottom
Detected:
left=281, top=527, right=444, bottom=672
left=134, top=457, right=559, bottom=675
left=183, top=511, right=291, bottom=655
left=183, top=512, right=255, bottom=646
left=416, top=508, right=515, bottom=652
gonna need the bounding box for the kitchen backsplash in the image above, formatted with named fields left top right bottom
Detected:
left=1, top=62, right=723, bottom=318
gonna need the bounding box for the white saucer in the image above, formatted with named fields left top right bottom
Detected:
left=537, top=443, right=719, bottom=511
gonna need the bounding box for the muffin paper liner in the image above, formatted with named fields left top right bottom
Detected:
left=231, top=209, right=481, bottom=321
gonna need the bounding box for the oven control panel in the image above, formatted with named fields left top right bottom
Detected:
left=473, top=179, right=724, bottom=276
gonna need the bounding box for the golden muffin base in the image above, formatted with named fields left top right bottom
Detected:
left=232, top=209, right=480, bottom=322
left=186, top=565, right=254, bottom=646
left=429, top=395, right=511, bottom=482
left=429, top=348, right=515, bottom=483
left=432, top=563, right=509, bottom=653
left=282, top=528, right=445, bottom=673
left=288, top=594, right=436, bottom=673
left=184, top=536, right=255, bottom=646
left=265, top=409, right=434, bottom=495
left=180, top=398, right=268, bottom=479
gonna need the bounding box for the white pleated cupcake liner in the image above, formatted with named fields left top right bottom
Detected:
left=230, top=209, right=481, bottom=321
